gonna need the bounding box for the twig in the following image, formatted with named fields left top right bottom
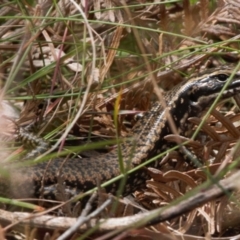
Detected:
left=1, top=171, right=240, bottom=234
left=57, top=196, right=112, bottom=240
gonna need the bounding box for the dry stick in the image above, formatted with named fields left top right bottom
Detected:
left=0, top=171, right=240, bottom=234
left=57, top=195, right=112, bottom=240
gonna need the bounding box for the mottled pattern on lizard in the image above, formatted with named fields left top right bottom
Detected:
left=1, top=66, right=240, bottom=200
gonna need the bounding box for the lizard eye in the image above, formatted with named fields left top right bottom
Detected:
left=216, top=74, right=229, bottom=81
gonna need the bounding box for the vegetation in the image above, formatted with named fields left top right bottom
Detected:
left=1, top=0, right=240, bottom=239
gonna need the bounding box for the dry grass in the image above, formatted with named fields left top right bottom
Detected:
left=1, top=0, right=240, bottom=239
